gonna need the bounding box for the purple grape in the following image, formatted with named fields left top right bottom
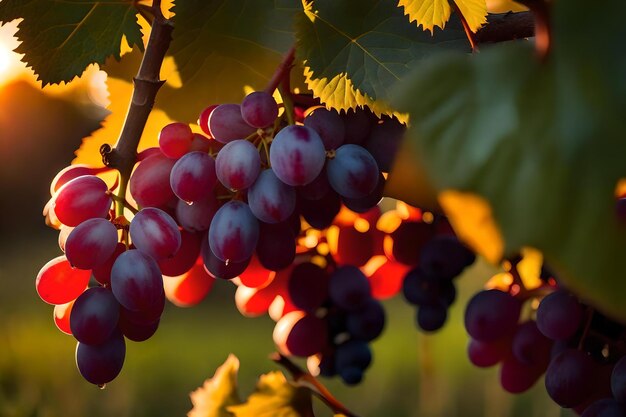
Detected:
left=65, top=218, right=118, bottom=269
left=467, top=338, right=510, bottom=368
left=240, top=91, right=278, bottom=128
left=75, top=331, right=125, bottom=385
left=464, top=289, right=521, bottom=342
left=202, top=242, right=250, bottom=280
left=130, top=207, right=181, bottom=260
left=208, top=104, right=256, bottom=143
left=248, top=169, right=296, bottom=223
left=341, top=108, right=373, bottom=145
left=299, top=190, right=341, bottom=230
left=287, top=262, right=329, bottom=312
left=536, top=290, right=583, bottom=341
left=416, top=303, right=448, bottom=332
left=339, top=367, right=364, bottom=385
left=158, top=229, right=202, bottom=276
left=611, top=356, right=626, bottom=403
left=328, top=266, right=371, bottom=311
left=327, top=144, right=379, bottom=199
left=208, top=201, right=259, bottom=263
left=511, top=320, right=552, bottom=367
left=175, top=194, right=218, bottom=232
left=364, top=117, right=405, bottom=172
left=500, top=354, right=544, bottom=393
left=297, top=168, right=331, bottom=201
left=545, top=349, right=596, bottom=407
left=342, top=172, right=385, bottom=213
left=169, top=151, right=217, bottom=203
left=119, top=316, right=160, bottom=342
left=303, top=107, right=345, bottom=150
left=110, top=249, right=164, bottom=312
left=581, top=399, right=626, bottom=417
left=256, top=221, right=295, bottom=271
left=215, top=139, right=261, bottom=190
left=119, top=294, right=164, bottom=326
left=346, top=298, right=385, bottom=341
left=70, top=287, right=120, bottom=345
left=419, top=235, right=476, bottom=279
left=335, top=340, right=372, bottom=375
left=129, top=153, right=176, bottom=208
left=269, top=125, right=326, bottom=186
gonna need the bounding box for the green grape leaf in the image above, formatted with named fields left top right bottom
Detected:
left=227, top=371, right=314, bottom=417
left=0, top=0, right=143, bottom=85
left=392, top=0, right=626, bottom=320
left=165, top=0, right=300, bottom=121
left=188, top=354, right=242, bottom=417
left=295, top=0, right=469, bottom=116
left=398, top=0, right=487, bottom=33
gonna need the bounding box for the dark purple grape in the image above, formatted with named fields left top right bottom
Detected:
left=119, top=293, right=164, bottom=326
left=389, top=220, right=436, bottom=266
left=287, top=262, right=329, bottom=312
left=341, top=108, right=373, bottom=145
left=500, top=354, right=544, bottom=393
left=240, top=91, right=278, bottom=128
left=70, top=287, right=120, bottom=345
left=273, top=311, right=328, bottom=357
left=339, top=367, right=364, bottom=385
left=208, top=104, right=256, bottom=144
left=327, top=144, right=379, bottom=199
left=175, top=194, right=218, bottom=232
left=611, top=356, right=626, bottom=403
left=342, top=172, right=385, bottom=213
left=419, top=235, right=476, bottom=279
left=118, top=316, right=160, bottom=342
left=269, top=125, right=326, bottom=186
left=201, top=236, right=250, bottom=279
left=75, top=331, right=125, bottom=385
left=536, top=290, right=583, bottom=341
left=328, top=266, right=371, bottom=311
left=208, top=200, right=259, bottom=263
left=110, top=249, right=164, bottom=312
left=545, top=349, right=596, bottom=408
left=248, top=169, right=296, bottom=223
left=256, top=221, right=296, bottom=271
left=464, top=289, right=521, bottom=342
left=364, top=117, right=405, bottom=172
left=158, top=229, right=202, bottom=276
left=346, top=299, right=385, bottom=341
left=581, top=398, right=626, bottom=417
left=511, top=320, right=552, bottom=368
left=402, top=268, right=455, bottom=307
left=467, top=338, right=510, bottom=368
left=303, top=107, right=345, bottom=150
left=416, top=303, right=448, bottom=332
left=335, top=340, right=372, bottom=372
left=297, top=168, right=331, bottom=201
left=299, top=190, right=341, bottom=230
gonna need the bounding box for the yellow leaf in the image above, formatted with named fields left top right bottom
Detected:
left=188, top=354, right=242, bottom=417
left=399, top=0, right=487, bottom=33
left=303, top=66, right=407, bottom=123
left=438, top=190, right=504, bottom=264
left=486, top=0, right=528, bottom=13
left=227, top=371, right=314, bottom=417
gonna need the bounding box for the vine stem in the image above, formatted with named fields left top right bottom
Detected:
left=271, top=352, right=360, bottom=417
left=265, top=46, right=296, bottom=95
left=101, top=0, right=173, bottom=217
left=450, top=1, right=479, bottom=52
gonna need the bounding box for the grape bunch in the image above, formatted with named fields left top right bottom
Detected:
left=39, top=88, right=422, bottom=386
left=463, top=260, right=626, bottom=416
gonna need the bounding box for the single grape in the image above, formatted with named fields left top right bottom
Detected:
left=215, top=139, right=261, bottom=190
left=129, top=207, right=181, bottom=260
left=464, top=289, right=521, bottom=342
left=611, top=356, right=626, bottom=403
left=545, top=348, right=596, bottom=408
left=335, top=340, right=372, bottom=374
left=273, top=311, right=328, bottom=357
left=197, top=104, right=218, bottom=137
left=158, top=229, right=202, bottom=276
left=175, top=194, right=218, bottom=232
left=339, top=367, right=364, bottom=385
left=53, top=175, right=112, bottom=226
left=303, top=107, right=345, bottom=150
left=287, top=262, right=329, bottom=312
left=65, top=218, right=118, bottom=270
left=297, top=168, right=331, bottom=201
left=416, top=303, right=448, bottom=332
left=419, top=235, right=476, bottom=279
left=208, top=201, right=259, bottom=263
left=110, top=249, right=164, bottom=312
left=511, top=320, right=552, bottom=368
left=119, top=316, right=160, bottom=342
left=387, top=220, right=436, bottom=265
left=240, top=91, right=278, bottom=128
left=170, top=151, right=217, bottom=203
left=201, top=233, right=251, bottom=279
left=129, top=153, right=177, bottom=208
left=581, top=399, right=626, bottom=417
left=327, top=144, right=379, bottom=199
left=269, top=125, right=326, bottom=186
left=248, top=169, right=296, bottom=223
left=346, top=298, right=385, bottom=341
left=50, top=164, right=111, bottom=195
left=402, top=268, right=455, bottom=307
left=467, top=337, right=510, bottom=368
left=328, top=266, right=372, bottom=311
left=93, top=243, right=126, bottom=286
left=75, top=331, right=125, bottom=385
left=36, top=256, right=90, bottom=305
left=158, top=122, right=193, bottom=159
left=256, top=221, right=296, bottom=271
left=364, top=117, right=405, bottom=172
left=53, top=300, right=74, bottom=335
left=208, top=103, right=256, bottom=143
left=119, top=293, right=164, bottom=326
left=536, top=290, right=583, bottom=341
left=189, top=133, right=215, bottom=153
left=342, top=172, right=385, bottom=213
left=500, top=354, right=544, bottom=393
left=58, top=224, right=73, bottom=252
left=299, top=191, right=341, bottom=230
left=70, top=287, right=120, bottom=345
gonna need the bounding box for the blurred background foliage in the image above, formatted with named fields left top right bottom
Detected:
left=0, top=10, right=574, bottom=417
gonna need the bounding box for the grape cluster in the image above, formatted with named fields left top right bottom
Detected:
left=463, top=261, right=626, bottom=416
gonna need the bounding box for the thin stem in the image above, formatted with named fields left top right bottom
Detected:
left=265, top=46, right=296, bottom=94
left=271, top=352, right=360, bottom=417
left=450, top=1, right=479, bottom=52
left=109, top=192, right=139, bottom=215
left=278, top=85, right=295, bottom=125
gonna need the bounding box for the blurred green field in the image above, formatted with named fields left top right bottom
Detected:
left=0, top=235, right=575, bottom=417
